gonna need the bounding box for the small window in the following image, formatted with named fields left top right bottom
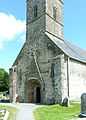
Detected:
left=14, top=67, right=16, bottom=72
left=53, top=7, right=57, bottom=20
left=19, top=69, right=22, bottom=82
left=34, top=5, right=38, bottom=17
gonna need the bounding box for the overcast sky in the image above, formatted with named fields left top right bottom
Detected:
left=0, top=0, right=86, bottom=71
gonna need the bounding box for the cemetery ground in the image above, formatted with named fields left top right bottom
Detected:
left=34, top=102, right=80, bottom=120
left=0, top=102, right=82, bottom=120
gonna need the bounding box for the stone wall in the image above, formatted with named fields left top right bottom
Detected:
left=46, top=0, right=64, bottom=39
left=69, top=59, right=86, bottom=100
left=11, top=32, right=65, bottom=104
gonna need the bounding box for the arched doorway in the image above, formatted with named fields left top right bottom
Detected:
left=28, top=79, right=41, bottom=103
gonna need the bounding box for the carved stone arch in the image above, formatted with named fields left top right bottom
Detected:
left=27, top=78, right=41, bottom=103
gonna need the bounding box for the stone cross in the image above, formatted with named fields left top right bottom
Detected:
left=79, top=93, right=86, bottom=118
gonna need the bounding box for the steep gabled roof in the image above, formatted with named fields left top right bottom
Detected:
left=45, top=32, right=86, bottom=63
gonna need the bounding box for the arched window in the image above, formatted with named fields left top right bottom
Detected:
left=34, top=5, right=38, bottom=17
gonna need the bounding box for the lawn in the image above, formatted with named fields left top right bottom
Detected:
left=0, top=105, right=17, bottom=120
left=34, top=102, right=80, bottom=120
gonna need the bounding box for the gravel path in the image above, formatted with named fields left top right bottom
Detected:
left=15, top=103, right=38, bottom=120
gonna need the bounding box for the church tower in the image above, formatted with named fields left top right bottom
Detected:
left=26, top=0, right=64, bottom=43
left=25, top=0, right=64, bottom=104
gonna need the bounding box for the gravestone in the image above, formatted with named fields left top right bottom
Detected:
left=79, top=93, right=86, bottom=118
left=0, top=109, right=6, bottom=119
left=62, top=97, right=69, bottom=107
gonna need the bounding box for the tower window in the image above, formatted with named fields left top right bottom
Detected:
left=34, top=5, right=38, bottom=17
left=53, top=7, right=57, bottom=20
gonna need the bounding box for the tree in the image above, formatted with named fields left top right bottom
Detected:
left=0, top=68, right=9, bottom=92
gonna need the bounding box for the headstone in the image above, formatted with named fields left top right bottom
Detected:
left=79, top=93, right=86, bottom=118
left=62, top=97, right=69, bottom=107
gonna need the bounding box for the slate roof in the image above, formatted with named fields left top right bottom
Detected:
left=45, top=32, right=86, bottom=63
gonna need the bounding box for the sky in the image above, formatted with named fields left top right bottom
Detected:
left=0, top=0, right=86, bottom=72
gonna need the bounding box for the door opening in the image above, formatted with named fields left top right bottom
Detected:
left=36, top=87, right=41, bottom=103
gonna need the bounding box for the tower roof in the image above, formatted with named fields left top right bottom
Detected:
left=46, top=32, right=86, bottom=63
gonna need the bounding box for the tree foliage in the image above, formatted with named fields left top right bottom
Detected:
left=0, top=68, right=9, bottom=92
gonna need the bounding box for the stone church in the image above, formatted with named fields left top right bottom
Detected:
left=9, top=0, right=86, bottom=104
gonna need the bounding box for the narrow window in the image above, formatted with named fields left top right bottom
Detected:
left=51, top=63, right=58, bottom=78
left=53, top=7, right=57, bottom=20
left=19, top=69, right=22, bottom=81
left=51, top=63, right=55, bottom=78
left=34, top=5, right=38, bottom=17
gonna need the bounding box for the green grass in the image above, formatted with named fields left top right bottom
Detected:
left=0, top=105, right=17, bottom=120
left=34, top=102, right=80, bottom=120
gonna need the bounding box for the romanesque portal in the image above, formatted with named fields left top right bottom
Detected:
left=28, top=80, right=41, bottom=103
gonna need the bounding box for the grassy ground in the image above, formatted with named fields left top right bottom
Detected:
left=0, top=105, right=17, bottom=120
left=34, top=102, right=80, bottom=120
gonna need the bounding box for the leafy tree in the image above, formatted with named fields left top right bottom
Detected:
left=0, top=68, right=9, bottom=92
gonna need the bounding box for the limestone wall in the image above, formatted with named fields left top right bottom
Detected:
left=69, top=59, right=86, bottom=101
left=13, top=33, right=65, bottom=104
left=46, top=0, right=64, bottom=39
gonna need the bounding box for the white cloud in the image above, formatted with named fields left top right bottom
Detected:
left=0, top=12, right=26, bottom=48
